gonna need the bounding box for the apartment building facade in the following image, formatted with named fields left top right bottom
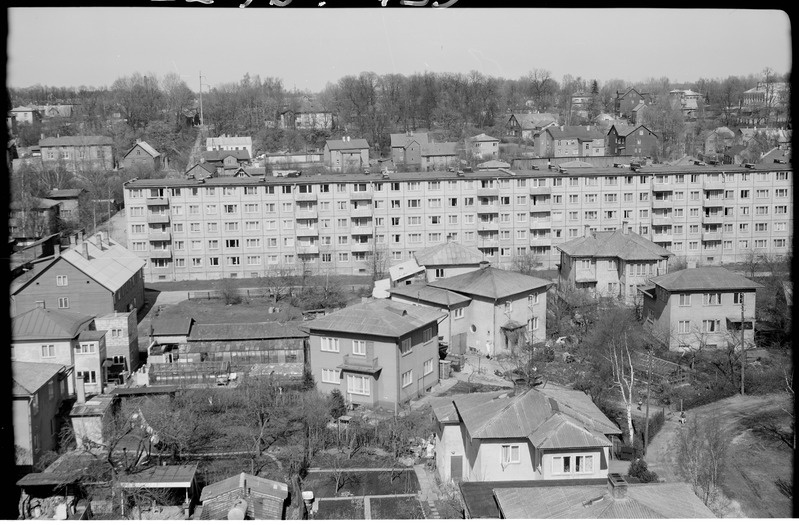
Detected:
left=123, top=163, right=793, bottom=282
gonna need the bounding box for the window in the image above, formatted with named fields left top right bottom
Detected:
left=401, top=370, right=413, bottom=388
left=575, top=455, right=594, bottom=473
left=552, top=456, right=571, bottom=474
left=347, top=375, right=370, bottom=396
left=424, top=359, right=434, bottom=376
left=77, top=371, right=97, bottom=384
left=501, top=445, right=520, bottom=464
left=352, top=340, right=366, bottom=356
left=400, top=338, right=412, bottom=355
left=321, top=368, right=339, bottom=384
left=528, top=293, right=539, bottom=306
left=733, top=292, right=744, bottom=305
left=703, top=319, right=721, bottom=333
left=58, top=297, right=69, bottom=309
left=226, top=256, right=240, bottom=266
left=703, top=293, right=721, bottom=305
left=454, top=307, right=465, bottom=319
left=321, top=337, right=340, bottom=352
left=41, top=344, right=55, bottom=358
left=225, top=239, right=240, bottom=248
left=209, top=257, right=220, bottom=266
left=504, top=301, right=512, bottom=314
left=77, top=343, right=95, bottom=354
left=679, top=294, right=691, bottom=306
left=224, top=204, right=237, bottom=214
left=56, top=275, right=68, bottom=286
left=678, top=320, right=691, bottom=334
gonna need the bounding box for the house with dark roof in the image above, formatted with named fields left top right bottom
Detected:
left=390, top=132, right=429, bottom=168
left=199, top=149, right=251, bottom=175
left=39, top=135, right=115, bottom=171
left=431, top=385, right=621, bottom=484
left=10, top=231, right=145, bottom=318
left=206, top=135, right=253, bottom=157
left=47, top=188, right=86, bottom=223
left=301, top=299, right=447, bottom=412
left=704, top=127, right=735, bottom=157
left=536, top=126, right=606, bottom=158
left=506, top=113, right=558, bottom=139
left=639, top=267, right=761, bottom=352
left=121, top=140, right=162, bottom=171
left=324, top=137, right=370, bottom=173
left=489, top=475, right=715, bottom=519
left=606, top=124, right=659, bottom=157
left=279, top=97, right=335, bottom=131
left=466, top=133, right=500, bottom=160
left=200, top=473, right=288, bottom=520
left=614, top=88, right=651, bottom=119
left=185, top=161, right=217, bottom=180
left=9, top=197, right=62, bottom=244
left=421, top=141, right=460, bottom=171
left=413, top=240, right=487, bottom=282
left=417, top=264, right=551, bottom=356
left=12, top=361, right=71, bottom=467
left=556, top=226, right=673, bottom=304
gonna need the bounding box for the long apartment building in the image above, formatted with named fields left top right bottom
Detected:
left=123, top=162, right=793, bottom=282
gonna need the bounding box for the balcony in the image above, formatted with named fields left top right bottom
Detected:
left=149, top=248, right=172, bottom=259
left=146, top=197, right=169, bottom=206
left=530, top=219, right=552, bottom=229
left=476, top=187, right=499, bottom=197
left=351, top=207, right=374, bottom=218
left=651, top=216, right=673, bottom=226
left=529, top=186, right=552, bottom=195
left=652, top=232, right=672, bottom=243
left=703, top=180, right=725, bottom=190
left=339, top=355, right=381, bottom=374
left=350, top=191, right=373, bottom=200
left=651, top=183, right=673, bottom=193
left=351, top=242, right=372, bottom=252
left=294, top=192, right=317, bottom=202
left=297, top=245, right=319, bottom=255
left=702, top=231, right=722, bottom=242
left=147, top=214, right=170, bottom=225
left=703, top=199, right=724, bottom=208
left=530, top=202, right=551, bottom=212
left=702, top=214, right=723, bottom=224
left=529, top=237, right=551, bottom=247
left=295, top=209, right=318, bottom=220
left=477, top=222, right=499, bottom=231
left=351, top=225, right=373, bottom=236
left=296, top=229, right=319, bottom=238
left=148, top=231, right=171, bottom=241
left=478, top=238, right=499, bottom=248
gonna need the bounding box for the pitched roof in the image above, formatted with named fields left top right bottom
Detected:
left=429, top=266, right=550, bottom=300
left=388, top=284, right=471, bottom=308
left=421, top=142, right=459, bottom=157
left=469, top=133, right=498, bottom=142
left=206, top=136, right=252, bottom=149
left=556, top=229, right=673, bottom=261
left=123, top=141, right=161, bottom=160
left=413, top=241, right=486, bottom=267
left=39, top=135, right=113, bottom=147
left=494, top=482, right=716, bottom=519
left=187, top=161, right=216, bottom=175
left=649, top=267, right=763, bottom=291
left=60, top=235, right=145, bottom=293
left=712, top=126, right=735, bottom=138
left=511, top=113, right=558, bottom=130
left=9, top=197, right=61, bottom=210
left=388, top=258, right=425, bottom=282
left=188, top=321, right=306, bottom=341
left=12, top=308, right=94, bottom=342
left=201, top=149, right=251, bottom=162
left=12, top=361, right=67, bottom=396
left=461, top=479, right=606, bottom=519
left=48, top=188, right=85, bottom=199
left=609, top=124, right=656, bottom=138
left=200, top=473, right=288, bottom=502
left=547, top=126, right=605, bottom=141
left=326, top=138, right=370, bottom=150
left=118, top=464, right=198, bottom=489
left=151, top=317, right=194, bottom=337
left=476, top=160, right=511, bottom=169
left=301, top=299, right=446, bottom=338
left=390, top=132, right=429, bottom=149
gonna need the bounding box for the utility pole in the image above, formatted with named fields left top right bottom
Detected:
left=199, top=71, right=205, bottom=127
left=740, top=293, right=746, bottom=395
left=643, top=348, right=653, bottom=456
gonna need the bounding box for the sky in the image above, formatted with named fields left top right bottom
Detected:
left=7, top=8, right=792, bottom=93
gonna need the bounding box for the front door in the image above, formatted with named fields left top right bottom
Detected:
left=451, top=455, right=463, bottom=481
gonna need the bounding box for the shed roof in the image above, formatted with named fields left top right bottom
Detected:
left=12, top=361, right=67, bottom=396
left=188, top=321, right=306, bottom=341
left=301, top=299, right=446, bottom=338
left=429, top=266, right=550, bottom=300
left=388, top=284, right=471, bottom=308
left=151, top=317, right=194, bottom=337
left=200, top=473, right=288, bottom=502
left=118, top=464, right=198, bottom=489
left=649, top=267, right=762, bottom=292
left=556, top=229, right=672, bottom=261
left=12, top=308, right=94, bottom=342
left=413, top=241, right=485, bottom=267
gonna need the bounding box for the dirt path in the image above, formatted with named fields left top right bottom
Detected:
left=644, top=393, right=792, bottom=518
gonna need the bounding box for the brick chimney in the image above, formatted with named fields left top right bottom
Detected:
left=621, top=221, right=629, bottom=235
left=607, top=473, right=628, bottom=500
left=81, top=241, right=89, bottom=259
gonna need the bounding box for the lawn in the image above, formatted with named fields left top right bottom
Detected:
left=303, top=469, right=419, bottom=498
left=155, top=296, right=304, bottom=324
left=146, top=275, right=373, bottom=293
left=314, top=498, right=365, bottom=520
left=369, top=496, right=426, bottom=519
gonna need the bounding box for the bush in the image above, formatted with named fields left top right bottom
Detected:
left=329, top=390, right=347, bottom=419
left=628, top=458, right=660, bottom=483
left=217, top=279, right=242, bottom=305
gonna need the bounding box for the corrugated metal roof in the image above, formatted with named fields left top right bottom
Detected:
left=389, top=284, right=471, bottom=308
left=556, top=229, right=673, bottom=261
left=200, top=473, right=288, bottom=502
left=413, top=241, right=486, bottom=267
left=429, top=266, right=550, bottom=300
left=188, top=321, right=306, bottom=341
left=649, top=267, right=763, bottom=291
left=301, top=299, right=446, bottom=338
left=48, top=188, right=85, bottom=199
left=118, top=464, right=198, bottom=488
left=201, top=149, right=250, bottom=162
left=469, top=133, right=498, bottom=142
left=39, top=135, right=113, bottom=147
left=388, top=258, right=425, bottom=282
left=547, top=126, right=605, bottom=141
left=12, top=308, right=94, bottom=341
left=326, top=138, right=369, bottom=150
left=60, top=236, right=145, bottom=293
left=12, top=361, right=67, bottom=396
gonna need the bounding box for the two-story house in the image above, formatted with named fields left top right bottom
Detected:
left=9, top=198, right=62, bottom=245
left=95, top=310, right=139, bottom=381
left=606, top=124, right=659, bottom=157
left=639, top=266, right=761, bottom=352
left=556, top=226, right=673, bottom=305
left=413, top=240, right=487, bottom=283
left=704, top=127, right=736, bottom=157
left=10, top=232, right=145, bottom=318
left=199, top=149, right=251, bottom=176
left=12, top=361, right=71, bottom=467
left=39, top=135, right=115, bottom=172
left=206, top=135, right=253, bottom=158
left=466, top=134, right=500, bottom=160
left=121, top=140, right=162, bottom=172
left=421, top=142, right=460, bottom=171
left=536, top=126, right=606, bottom=158
left=302, top=299, right=446, bottom=413
left=390, top=132, right=429, bottom=169
left=506, top=113, right=558, bottom=140
left=324, top=138, right=370, bottom=173
left=10, top=106, right=42, bottom=125
left=431, top=385, right=621, bottom=483
left=47, top=188, right=86, bottom=225
left=278, top=98, right=335, bottom=130
left=669, top=89, right=703, bottom=119
left=614, top=88, right=650, bottom=119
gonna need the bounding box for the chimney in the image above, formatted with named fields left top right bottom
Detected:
left=95, top=233, right=103, bottom=249
left=76, top=374, right=86, bottom=404
left=607, top=473, right=628, bottom=500
left=81, top=241, right=89, bottom=259
left=54, top=244, right=61, bottom=257
left=479, top=260, right=490, bottom=270
left=69, top=234, right=77, bottom=247
left=77, top=231, right=84, bottom=244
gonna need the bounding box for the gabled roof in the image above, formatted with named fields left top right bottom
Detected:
left=123, top=141, right=161, bottom=159
left=429, top=266, right=550, bottom=300
left=414, top=241, right=486, bottom=267
left=59, top=236, right=145, bottom=293
left=12, top=361, right=67, bottom=396
left=200, top=473, right=288, bottom=502
left=649, top=267, right=762, bottom=292
left=469, top=133, right=498, bottom=142
left=188, top=321, right=306, bottom=341
left=48, top=188, right=86, bottom=199
left=390, top=132, right=429, bottom=149
left=39, top=135, right=113, bottom=147
left=301, top=299, right=446, bottom=338
left=12, top=308, right=94, bottom=342
left=711, top=126, right=735, bottom=139
left=388, top=284, right=471, bottom=308
left=186, top=161, right=216, bottom=175
left=609, top=123, right=657, bottom=138
left=510, top=113, right=558, bottom=130
left=631, top=101, right=647, bottom=112
left=421, top=142, right=459, bottom=157
left=326, top=138, right=370, bottom=150
left=556, top=229, right=672, bottom=261
left=546, top=126, right=605, bottom=141
left=494, top=482, right=716, bottom=519
left=201, top=149, right=251, bottom=162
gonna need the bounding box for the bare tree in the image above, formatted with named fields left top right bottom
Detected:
left=609, top=336, right=636, bottom=445
left=260, top=265, right=296, bottom=303
left=675, top=414, right=730, bottom=513
left=510, top=252, right=542, bottom=276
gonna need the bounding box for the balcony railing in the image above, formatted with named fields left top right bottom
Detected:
left=294, top=193, right=318, bottom=202
left=350, top=225, right=373, bottom=236
left=351, top=207, right=374, bottom=218
left=702, top=214, right=723, bottom=224
left=651, top=200, right=673, bottom=209
left=530, top=219, right=552, bottom=229
left=477, top=222, right=499, bottom=231
left=340, top=355, right=381, bottom=373
left=703, top=180, right=725, bottom=190
left=147, top=214, right=170, bottom=225
left=652, top=232, right=673, bottom=243
left=703, top=199, right=724, bottom=208
left=478, top=238, right=499, bottom=248
left=529, top=237, right=551, bottom=247
left=148, top=231, right=171, bottom=241
left=529, top=186, right=552, bottom=195
left=295, top=209, right=318, bottom=220
left=651, top=216, right=673, bottom=226
left=149, top=249, right=172, bottom=259
left=702, top=231, right=722, bottom=242
left=476, top=187, right=499, bottom=197
left=297, top=245, right=319, bottom=255
left=146, top=197, right=169, bottom=206
left=350, top=191, right=373, bottom=200
left=651, top=183, right=674, bottom=193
